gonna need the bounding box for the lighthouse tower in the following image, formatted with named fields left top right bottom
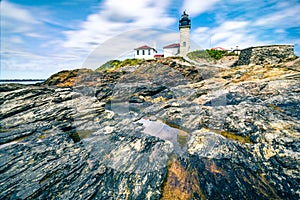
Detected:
left=179, top=11, right=191, bottom=57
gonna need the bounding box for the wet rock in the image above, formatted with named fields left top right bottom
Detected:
left=0, top=57, right=299, bottom=199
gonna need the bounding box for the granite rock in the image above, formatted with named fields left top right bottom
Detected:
left=0, top=57, right=299, bottom=199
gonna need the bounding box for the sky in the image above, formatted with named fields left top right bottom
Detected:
left=1, top=0, right=300, bottom=79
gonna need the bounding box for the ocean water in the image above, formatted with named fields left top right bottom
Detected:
left=0, top=81, right=44, bottom=85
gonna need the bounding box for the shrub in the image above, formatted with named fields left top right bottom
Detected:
left=188, top=49, right=234, bottom=61
left=206, top=49, right=227, bottom=60
left=96, top=60, right=121, bottom=71
left=96, top=58, right=142, bottom=72
left=187, top=50, right=211, bottom=61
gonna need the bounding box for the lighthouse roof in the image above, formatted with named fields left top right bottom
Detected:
left=179, top=11, right=191, bottom=28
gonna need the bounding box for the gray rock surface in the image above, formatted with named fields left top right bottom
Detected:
left=237, top=45, right=296, bottom=65
left=0, top=57, right=299, bottom=199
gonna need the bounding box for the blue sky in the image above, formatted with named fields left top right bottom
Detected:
left=1, top=0, right=300, bottom=79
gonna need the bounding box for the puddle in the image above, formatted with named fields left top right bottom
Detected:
left=68, top=130, right=95, bottom=143
left=137, top=117, right=189, bottom=155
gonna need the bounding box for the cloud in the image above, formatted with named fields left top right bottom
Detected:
left=181, top=0, right=220, bottom=16
left=9, top=36, right=24, bottom=44
left=1, top=1, right=38, bottom=24
left=2, top=0, right=300, bottom=79
left=193, top=27, right=210, bottom=34
left=62, top=0, right=176, bottom=50
left=191, top=20, right=268, bottom=50
left=1, top=1, right=40, bottom=34
left=189, top=0, right=300, bottom=51
left=83, top=28, right=182, bottom=68
left=210, top=21, right=249, bottom=44
left=0, top=1, right=87, bottom=79
left=254, top=4, right=300, bottom=28
left=1, top=48, right=84, bottom=79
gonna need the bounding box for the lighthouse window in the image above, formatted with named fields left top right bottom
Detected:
left=142, top=50, right=145, bottom=55
left=183, top=42, right=186, bottom=47
left=137, top=50, right=139, bottom=55
left=148, top=49, right=151, bottom=55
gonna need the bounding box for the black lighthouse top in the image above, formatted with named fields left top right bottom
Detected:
left=179, top=11, right=191, bottom=29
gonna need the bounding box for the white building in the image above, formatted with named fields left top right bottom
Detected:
left=133, top=11, right=191, bottom=59
left=134, top=45, right=157, bottom=59
left=163, top=43, right=180, bottom=57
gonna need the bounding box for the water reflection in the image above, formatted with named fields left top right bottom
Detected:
left=137, top=118, right=189, bottom=156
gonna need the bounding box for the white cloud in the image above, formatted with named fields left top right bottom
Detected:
left=191, top=20, right=268, bottom=50
left=10, top=36, right=23, bottom=44
left=25, top=33, right=46, bottom=38
left=1, top=48, right=85, bottom=79
left=181, top=0, right=220, bottom=16
left=218, top=21, right=249, bottom=31
left=1, top=1, right=38, bottom=24
left=0, top=1, right=88, bottom=79
left=193, top=27, right=210, bottom=34
left=1, top=1, right=40, bottom=34
left=274, top=29, right=285, bottom=34
left=62, top=0, right=175, bottom=50
left=82, top=28, right=181, bottom=68
left=254, top=4, right=300, bottom=27
left=210, top=21, right=250, bottom=46
left=1, top=0, right=181, bottom=78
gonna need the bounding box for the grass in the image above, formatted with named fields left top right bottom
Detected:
left=187, top=50, right=212, bottom=62
left=187, top=49, right=236, bottom=62
left=96, top=58, right=143, bottom=72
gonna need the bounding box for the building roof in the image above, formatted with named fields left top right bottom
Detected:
left=163, top=43, right=180, bottom=49
left=179, top=11, right=191, bottom=28
left=154, top=54, right=164, bottom=58
left=211, top=47, right=227, bottom=51
left=135, top=45, right=156, bottom=50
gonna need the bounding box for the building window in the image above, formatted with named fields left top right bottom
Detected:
left=142, top=50, right=145, bottom=55
left=137, top=50, right=139, bottom=55
left=148, top=49, right=151, bottom=55
left=183, top=42, right=186, bottom=47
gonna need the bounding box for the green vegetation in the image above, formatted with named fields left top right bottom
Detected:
left=96, top=60, right=121, bottom=71
left=206, top=49, right=228, bottom=60
left=188, top=49, right=236, bottom=61
left=187, top=50, right=212, bottom=61
left=96, top=58, right=143, bottom=72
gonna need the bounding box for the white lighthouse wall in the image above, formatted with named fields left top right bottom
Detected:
left=180, top=27, right=190, bottom=57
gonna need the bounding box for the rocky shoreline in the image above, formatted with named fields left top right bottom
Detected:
left=1, top=57, right=299, bottom=199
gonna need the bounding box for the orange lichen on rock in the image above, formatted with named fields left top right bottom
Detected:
left=204, top=159, right=224, bottom=175
left=161, top=159, right=204, bottom=200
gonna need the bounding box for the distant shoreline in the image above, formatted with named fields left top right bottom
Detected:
left=0, top=79, right=46, bottom=82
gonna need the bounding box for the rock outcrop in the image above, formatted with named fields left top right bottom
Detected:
left=236, top=45, right=296, bottom=65
left=0, top=56, right=299, bottom=199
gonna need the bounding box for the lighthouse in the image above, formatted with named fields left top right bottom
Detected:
left=179, top=11, right=191, bottom=57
